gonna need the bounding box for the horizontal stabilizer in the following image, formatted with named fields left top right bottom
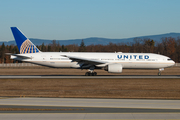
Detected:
left=6, top=53, right=31, bottom=59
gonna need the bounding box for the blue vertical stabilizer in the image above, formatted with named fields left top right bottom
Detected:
left=11, top=27, right=41, bottom=54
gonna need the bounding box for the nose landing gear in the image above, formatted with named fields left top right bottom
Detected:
left=158, top=68, right=164, bottom=76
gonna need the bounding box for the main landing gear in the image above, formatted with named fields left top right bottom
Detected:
left=158, top=68, right=164, bottom=76
left=85, top=72, right=97, bottom=76
left=85, top=66, right=97, bottom=76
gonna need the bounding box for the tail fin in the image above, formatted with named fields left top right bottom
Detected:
left=11, top=27, right=41, bottom=54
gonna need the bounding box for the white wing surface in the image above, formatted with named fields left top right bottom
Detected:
left=62, top=55, right=106, bottom=65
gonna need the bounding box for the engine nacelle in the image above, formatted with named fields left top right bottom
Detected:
left=104, top=63, right=123, bottom=73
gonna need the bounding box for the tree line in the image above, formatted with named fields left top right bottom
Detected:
left=0, top=37, right=180, bottom=63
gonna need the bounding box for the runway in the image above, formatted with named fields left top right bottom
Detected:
left=0, top=97, right=180, bottom=119
left=1, top=105, right=180, bottom=113
left=0, top=75, right=180, bottom=79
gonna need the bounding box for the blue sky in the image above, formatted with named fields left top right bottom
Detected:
left=0, top=0, right=180, bottom=41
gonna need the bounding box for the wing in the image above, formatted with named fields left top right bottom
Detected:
left=61, top=55, right=106, bottom=65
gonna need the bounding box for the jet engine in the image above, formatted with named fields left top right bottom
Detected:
left=104, top=63, right=123, bottom=73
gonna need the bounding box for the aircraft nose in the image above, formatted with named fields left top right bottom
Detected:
left=173, top=60, right=175, bottom=65
left=171, top=60, right=175, bottom=66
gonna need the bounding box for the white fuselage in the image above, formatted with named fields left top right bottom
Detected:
left=11, top=52, right=175, bottom=69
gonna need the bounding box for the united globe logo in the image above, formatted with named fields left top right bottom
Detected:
left=20, top=39, right=40, bottom=54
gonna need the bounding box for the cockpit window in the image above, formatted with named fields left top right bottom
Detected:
left=167, top=59, right=172, bottom=61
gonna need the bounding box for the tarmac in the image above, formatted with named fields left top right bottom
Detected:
left=0, top=75, right=180, bottom=79
left=0, top=97, right=180, bottom=119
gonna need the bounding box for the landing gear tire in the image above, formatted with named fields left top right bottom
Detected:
left=85, top=72, right=97, bottom=76
left=158, top=72, right=161, bottom=76
left=94, top=72, right=97, bottom=76
left=85, top=72, right=89, bottom=76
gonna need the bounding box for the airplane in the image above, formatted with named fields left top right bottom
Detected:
left=8, top=27, right=175, bottom=76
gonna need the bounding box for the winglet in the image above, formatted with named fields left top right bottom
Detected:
left=11, top=27, right=41, bottom=54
